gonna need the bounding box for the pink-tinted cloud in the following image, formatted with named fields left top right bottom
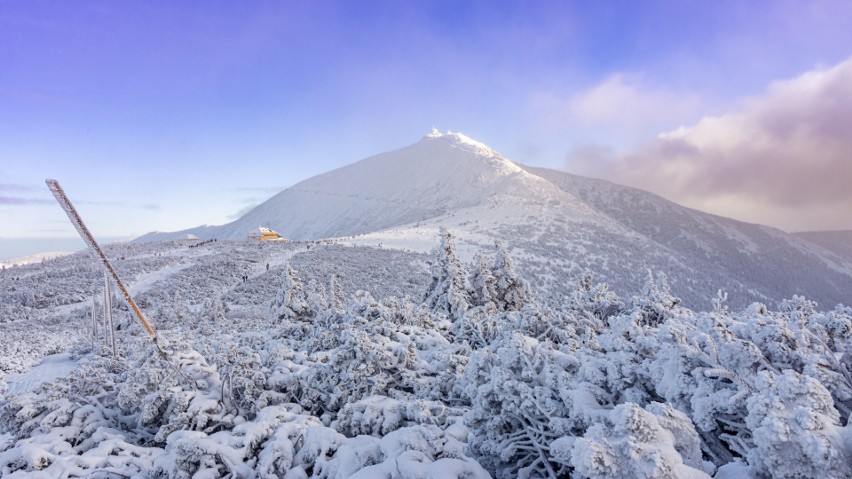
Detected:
left=530, top=73, right=702, bottom=147
left=576, top=58, right=852, bottom=232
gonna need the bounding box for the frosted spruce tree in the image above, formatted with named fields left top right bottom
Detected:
left=422, top=227, right=469, bottom=321
left=271, top=263, right=310, bottom=321
left=467, top=254, right=497, bottom=313
left=489, top=240, right=530, bottom=312
left=328, top=274, right=344, bottom=314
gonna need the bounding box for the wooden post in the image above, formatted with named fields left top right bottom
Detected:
left=46, top=179, right=161, bottom=348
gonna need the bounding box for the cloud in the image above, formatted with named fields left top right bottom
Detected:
left=568, top=74, right=701, bottom=132
left=227, top=186, right=286, bottom=195
left=0, top=183, right=36, bottom=192
left=0, top=183, right=46, bottom=202
left=228, top=203, right=258, bottom=221
left=224, top=185, right=286, bottom=220
left=0, top=194, right=52, bottom=206
left=578, top=58, right=852, bottom=232
left=530, top=73, right=702, bottom=147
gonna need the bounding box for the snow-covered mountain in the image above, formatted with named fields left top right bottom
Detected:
left=794, top=230, right=852, bottom=263
left=137, top=130, right=852, bottom=309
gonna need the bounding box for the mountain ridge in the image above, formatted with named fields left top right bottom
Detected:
left=135, top=131, right=852, bottom=309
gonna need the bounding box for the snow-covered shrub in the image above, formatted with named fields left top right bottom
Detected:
left=453, top=307, right=499, bottom=349
left=463, top=331, right=576, bottom=477
left=334, top=395, right=465, bottom=437
left=745, top=369, right=850, bottom=479
left=632, top=271, right=682, bottom=327
left=151, top=404, right=321, bottom=479
left=117, top=343, right=227, bottom=442
left=564, top=271, right=623, bottom=323
left=295, top=325, right=419, bottom=417
left=497, top=303, right=583, bottom=348
left=219, top=345, right=269, bottom=419
left=0, top=426, right=162, bottom=478
left=732, top=302, right=852, bottom=420
left=588, top=310, right=663, bottom=406
left=344, top=425, right=490, bottom=479
left=647, top=312, right=759, bottom=462
left=557, top=402, right=712, bottom=479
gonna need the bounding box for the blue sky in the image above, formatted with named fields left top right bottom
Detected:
left=2, top=0, right=852, bottom=239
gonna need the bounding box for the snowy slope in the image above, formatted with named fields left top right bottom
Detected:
left=520, top=166, right=852, bottom=308
left=217, top=130, right=613, bottom=240
left=794, top=230, right=852, bottom=263
left=0, top=252, right=72, bottom=268
left=136, top=130, right=852, bottom=308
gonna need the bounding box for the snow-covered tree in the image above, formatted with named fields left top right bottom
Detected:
left=467, top=254, right=497, bottom=311
left=489, top=240, right=530, bottom=312
left=271, top=263, right=310, bottom=320
left=422, top=228, right=469, bottom=320
left=328, top=274, right=344, bottom=314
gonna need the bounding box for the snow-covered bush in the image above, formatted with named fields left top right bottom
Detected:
left=463, top=331, right=576, bottom=477
left=334, top=395, right=465, bottom=437
left=745, top=369, right=850, bottom=479
left=563, top=271, right=623, bottom=323
left=557, top=402, right=712, bottom=479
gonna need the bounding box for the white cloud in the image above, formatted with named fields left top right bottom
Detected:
left=586, top=58, right=852, bottom=232
left=530, top=73, right=702, bottom=147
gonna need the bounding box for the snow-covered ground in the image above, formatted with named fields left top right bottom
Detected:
left=0, top=252, right=73, bottom=268
left=1, top=236, right=851, bottom=478
left=4, top=353, right=77, bottom=396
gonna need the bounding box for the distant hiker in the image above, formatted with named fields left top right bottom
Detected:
left=266, top=263, right=270, bottom=271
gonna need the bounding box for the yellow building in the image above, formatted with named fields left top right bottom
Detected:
left=248, top=226, right=287, bottom=241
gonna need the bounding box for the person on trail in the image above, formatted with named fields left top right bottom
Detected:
left=266, top=263, right=270, bottom=271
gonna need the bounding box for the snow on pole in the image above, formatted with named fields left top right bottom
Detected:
left=105, top=272, right=116, bottom=357
left=103, top=273, right=108, bottom=347
left=91, top=295, right=98, bottom=349
left=45, top=179, right=160, bottom=347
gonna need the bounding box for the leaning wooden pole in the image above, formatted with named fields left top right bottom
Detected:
left=45, top=179, right=161, bottom=349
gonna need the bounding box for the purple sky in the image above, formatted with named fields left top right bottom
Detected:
left=2, top=0, right=852, bottom=239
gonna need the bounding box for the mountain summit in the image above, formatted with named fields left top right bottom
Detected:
left=137, top=131, right=852, bottom=308
left=201, top=130, right=606, bottom=241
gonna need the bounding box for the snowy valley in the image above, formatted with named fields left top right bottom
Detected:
left=1, top=132, right=852, bottom=478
